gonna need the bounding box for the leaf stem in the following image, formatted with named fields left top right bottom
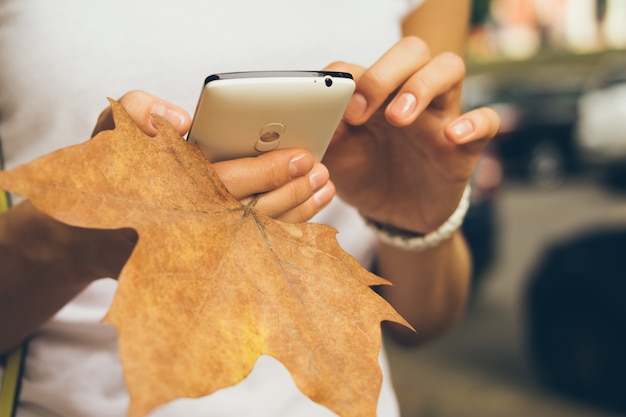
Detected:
left=243, top=193, right=263, bottom=218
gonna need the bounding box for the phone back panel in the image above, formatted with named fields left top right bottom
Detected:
left=187, top=72, right=355, bottom=162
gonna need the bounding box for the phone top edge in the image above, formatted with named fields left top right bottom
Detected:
left=204, top=70, right=353, bottom=84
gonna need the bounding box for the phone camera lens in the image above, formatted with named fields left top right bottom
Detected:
left=324, top=77, right=333, bottom=87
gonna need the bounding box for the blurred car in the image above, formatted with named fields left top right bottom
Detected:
left=464, top=60, right=594, bottom=188
left=524, top=225, right=626, bottom=414
left=574, top=53, right=626, bottom=186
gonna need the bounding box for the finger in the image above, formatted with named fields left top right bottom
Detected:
left=91, top=90, right=191, bottom=138
left=213, top=148, right=317, bottom=200
left=328, top=36, right=432, bottom=126
left=444, top=106, right=501, bottom=146
left=274, top=181, right=336, bottom=223
left=385, top=51, right=466, bottom=127
left=252, top=175, right=335, bottom=223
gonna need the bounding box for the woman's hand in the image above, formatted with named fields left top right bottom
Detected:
left=323, top=37, right=500, bottom=234
left=92, top=90, right=335, bottom=223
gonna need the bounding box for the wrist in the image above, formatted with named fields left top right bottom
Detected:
left=363, top=184, right=471, bottom=252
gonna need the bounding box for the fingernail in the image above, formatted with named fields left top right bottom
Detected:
left=289, top=153, right=311, bottom=178
left=151, top=102, right=187, bottom=130
left=308, top=165, right=329, bottom=191
left=345, top=93, right=367, bottom=122
left=449, top=119, right=475, bottom=142
left=313, top=182, right=335, bottom=209
left=389, top=93, right=417, bottom=118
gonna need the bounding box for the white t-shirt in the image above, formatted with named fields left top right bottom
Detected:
left=0, top=1, right=422, bottom=416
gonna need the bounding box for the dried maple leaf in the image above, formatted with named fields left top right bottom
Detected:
left=0, top=99, right=411, bottom=417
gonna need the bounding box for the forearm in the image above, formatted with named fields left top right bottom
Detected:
left=0, top=201, right=135, bottom=353
left=0, top=253, right=89, bottom=353
left=377, top=230, right=471, bottom=346
left=402, top=0, right=471, bottom=56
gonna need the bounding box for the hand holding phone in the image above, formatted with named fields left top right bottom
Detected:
left=187, top=71, right=355, bottom=162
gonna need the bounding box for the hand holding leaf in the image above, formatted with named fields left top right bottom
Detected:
left=0, top=99, right=411, bottom=417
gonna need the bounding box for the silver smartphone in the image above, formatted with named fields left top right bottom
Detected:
left=187, top=71, right=355, bottom=162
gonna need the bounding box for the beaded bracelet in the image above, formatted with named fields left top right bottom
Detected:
left=363, top=184, right=471, bottom=252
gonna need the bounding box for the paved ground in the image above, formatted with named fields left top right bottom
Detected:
left=385, top=178, right=626, bottom=417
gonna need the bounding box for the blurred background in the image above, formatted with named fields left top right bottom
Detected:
left=385, top=1, right=626, bottom=416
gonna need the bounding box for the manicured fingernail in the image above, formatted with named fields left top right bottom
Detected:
left=389, top=93, right=417, bottom=118
left=345, top=93, right=367, bottom=121
left=313, top=182, right=335, bottom=209
left=151, top=102, right=187, bottom=130
left=449, top=119, right=475, bottom=142
left=308, top=165, right=328, bottom=191
left=289, top=153, right=311, bottom=178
